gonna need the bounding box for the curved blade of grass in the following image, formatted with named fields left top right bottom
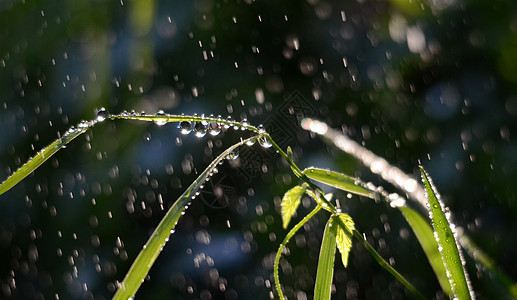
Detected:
left=0, top=120, right=96, bottom=196
left=303, top=167, right=374, bottom=198
left=113, top=135, right=259, bottom=300
left=398, top=206, right=452, bottom=295
left=351, top=228, right=425, bottom=299
left=281, top=183, right=307, bottom=229
left=419, top=166, right=473, bottom=300
left=314, top=216, right=338, bottom=300
left=459, top=232, right=517, bottom=299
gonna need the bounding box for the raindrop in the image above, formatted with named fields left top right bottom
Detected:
left=154, top=110, right=167, bottom=126
left=226, top=148, right=239, bottom=160
left=178, top=121, right=193, bottom=135
left=245, top=138, right=256, bottom=146
left=224, top=116, right=232, bottom=129
left=193, top=121, right=208, bottom=137
left=95, top=108, right=110, bottom=122
left=258, top=136, right=272, bottom=148
left=208, top=121, right=221, bottom=136
left=257, top=124, right=266, bottom=133
left=241, top=118, right=249, bottom=130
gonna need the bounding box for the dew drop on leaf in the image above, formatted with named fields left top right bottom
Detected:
left=95, top=108, right=110, bottom=122
left=154, top=110, right=167, bottom=126
left=193, top=121, right=208, bottom=137
left=207, top=121, right=221, bottom=136
left=178, top=121, right=193, bottom=135
left=226, top=148, right=239, bottom=160
left=258, top=136, right=272, bottom=148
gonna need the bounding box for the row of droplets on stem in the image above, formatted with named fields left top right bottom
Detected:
left=95, top=108, right=273, bottom=148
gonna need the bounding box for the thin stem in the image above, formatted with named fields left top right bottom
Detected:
left=274, top=205, right=322, bottom=299
left=266, top=135, right=336, bottom=212
left=351, top=229, right=425, bottom=300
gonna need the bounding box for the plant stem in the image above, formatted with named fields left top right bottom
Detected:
left=266, top=135, right=336, bottom=213
left=351, top=229, right=425, bottom=300
left=274, top=204, right=322, bottom=299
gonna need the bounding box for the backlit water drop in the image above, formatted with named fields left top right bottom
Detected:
left=258, top=136, right=272, bottom=148
left=179, top=121, right=193, bottom=135
left=208, top=121, right=221, bottom=136
left=95, top=108, right=110, bottom=122
left=154, top=110, right=167, bottom=126
left=193, top=121, right=208, bottom=137
left=226, top=148, right=239, bottom=160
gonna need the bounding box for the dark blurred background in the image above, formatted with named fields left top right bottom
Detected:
left=1, top=0, right=516, bottom=299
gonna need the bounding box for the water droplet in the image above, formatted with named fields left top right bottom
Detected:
left=257, top=124, right=266, bottom=133
left=224, top=116, right=232, bottom=129
left=178, top=121, right=192, bottom=135
left=245, top=138, right=256, bottom=146
left=226, top=148, right=239, bottom=160
left=258, top=136, right=272, bottom=148
left=154, top=110, right=167, bottom=126
left=241, top=118, right=249, bottom=130
left=208, top=121, right=221, bottom=136
left=95, top=108, right=110, bottom=122
left=193, top=121, right=207, bottom=137
left=78, top=121, right=90, bottom=129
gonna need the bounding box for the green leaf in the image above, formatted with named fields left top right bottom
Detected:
left=314, top=217, right=337, bottom=300
left=113, top=136, right=259, bottom=300
left=0, top=121, right=94, bottom=196
left=303, top=167, right=373, bottom=198
left=398, top=206, right=452, bottom=296
left=281, top=184, right=307, bottom=229
left=419, top=166, right=473, bottom=300
left=334, top=213, right=354, bottom=268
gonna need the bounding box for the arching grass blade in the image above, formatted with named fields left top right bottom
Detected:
left=113, top=135, right=259, bottom=300
left=419, top=166, right=473, bottom=300
left=0, top=121, right=95, bottom=196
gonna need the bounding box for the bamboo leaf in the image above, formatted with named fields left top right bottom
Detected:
left=281, top=184, right=307, bottom=229
left=303, top=167, right=373, bottom=198
left=0, top=121, right=95, bottom=196
left=314, top=217, right=337, bottom=300
left=113, top=136, right=258, bottom=300
left=419, top=166, right=473, bottom=300
left=334, top=213, right=354, bottom=268
left=398, top=206, right=452, bottom=296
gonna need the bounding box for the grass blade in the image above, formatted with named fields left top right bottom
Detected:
left=303, top=167, right=374, bottom=198
left=419, top=166, right=473, bottom=299
left=398, top=206, right=452, bottom=296
left=314, top=217, right=337, bottom=300
left=113, top=135, right=259, bottom=299
left=0, top=121, right=95, bottom=196
left=280, top=184, right=307, bottom=229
